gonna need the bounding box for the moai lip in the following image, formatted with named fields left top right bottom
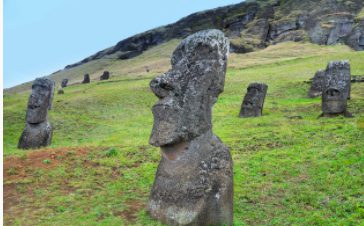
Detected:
left=147, top=29, right=233, bottom=226
left=18, top=78, right=55, bottom=149
left=239, top=82, right=268, bottom=118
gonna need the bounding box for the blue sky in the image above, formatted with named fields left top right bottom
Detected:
left=4, top=0, right=244, bottom=88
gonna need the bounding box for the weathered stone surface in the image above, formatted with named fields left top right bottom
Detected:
left=148, top=29, right=233, bottom=226
left=100, top=71, right=110, bottom=80
left=18, top=121, right=53, bottom=149
left=82, top=74, right=90, bottom=83
left=308, top=60, right=351, bottom=99
left=58, top=89, right=64, bottom=95
left=61, top=79, right=68, bottom=88
left=321, top=87, right=352, bottom=117
left=239, top=83, right=268, bottom=118
left=18, top=78, right=55, bottom=149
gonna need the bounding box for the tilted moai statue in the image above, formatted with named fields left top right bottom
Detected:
left=82, top=73, right=90, bottom=83
left=239, top=83, right=268, bottom=118
left=100, top=71, right=110, bottom=80
left=18, top=78, right=55, bottom=149
left=308, top=60, right=351, bottom=99
left=147, top=30, right=233, bottom=226
left=61, top=79, right=68, bottom=88
left=321, top=87, right=352, bottom=117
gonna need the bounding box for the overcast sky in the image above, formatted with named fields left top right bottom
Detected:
left=4, top=0, right=245, bottom=88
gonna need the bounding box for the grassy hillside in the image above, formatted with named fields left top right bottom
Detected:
left=4, top=41, right=364, bottom=225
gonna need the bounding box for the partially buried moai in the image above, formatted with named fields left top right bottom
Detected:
left=82, top=73, right=90, bottom=83
left=100, top=71, right=110, bottom=80
left=239, top=82, right=268, bottom=118
left=18, top=78, right=55, bottom=149
left=148, top=30, right=233, bottom=226
left=321, top=87, right=352, bottom=117
left=308, top=60, right=351, bottom=99
left=61, top=78, right=68, bottom=88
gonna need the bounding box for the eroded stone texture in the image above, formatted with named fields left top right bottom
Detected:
left=321, top=87, right=352, bottom=117
left=100, top=71, right=110, bottom=80
left=18, top=78, right=55, bottom=149
left=239, top=83, right=268, bottom=118
left=148, top=29, right=233, bottom=226
left=308, top=60, right=351, bottom=99
left=82, top=73, right=90, bottom=83
left=61, top=79, right=68, bottom=88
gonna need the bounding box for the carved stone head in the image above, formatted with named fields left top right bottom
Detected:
left=26, top=78, right=55, bottom=124
left=322, top=87, right=347, bottom=114
left=149, top=30, right=229, bottom=147
left=239, top=82, right=268, bottom=117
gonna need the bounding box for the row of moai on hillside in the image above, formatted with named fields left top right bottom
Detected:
left=58, top=71, right=110, bottom=94
left=16, top=29, right=359, bottom=225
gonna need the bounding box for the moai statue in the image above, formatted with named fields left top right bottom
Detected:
left=308, top=70, right=326, bottom=98
left=308, top=60, right=351, bottom=99
left=82, top=73, right=90, bottom=83
left=58, top=89, right=64, bottom=95
left=239, top=82, right=268, bottom=118
left=147, top=30, right=233, bottom=226
left=321, top=87, right=352, bottom=117
left=61, top=79, right=68, bottom=88
left=18, top=78, right=55, bottom=149
left=100, top=71, right=110, bottom=80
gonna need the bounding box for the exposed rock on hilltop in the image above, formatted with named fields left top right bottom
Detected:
left=64, top=0, right=364, bottom=69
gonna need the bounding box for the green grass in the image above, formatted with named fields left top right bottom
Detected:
left=3, top=41, right=364, bottom=225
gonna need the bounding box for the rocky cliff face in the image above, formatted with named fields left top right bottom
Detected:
left=65, top=0, right=364, bottom=69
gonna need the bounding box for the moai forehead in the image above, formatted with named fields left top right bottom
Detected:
left=26, top=78, right=55, bottom=124
left=149, top=29, right=229, bottom=147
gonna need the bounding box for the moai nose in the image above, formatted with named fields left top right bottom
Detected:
left=150, top=76, right=173, bottom=98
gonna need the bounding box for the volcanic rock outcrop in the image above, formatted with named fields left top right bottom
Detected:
left=148, top=30, right=233, bottom=226
left=18, top=78, right=55, bottom=149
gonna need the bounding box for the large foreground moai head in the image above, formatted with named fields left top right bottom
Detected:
left=19, top=78, right=55, bottom=149
left=308, top=60, right=351, bottom=99
left=149, top=29, right=228, bottom=146
left=82, top=73, right=90, bottom=83
left=26, top=78, right=55, bottom=124
left=148, top=30, right=233, bottom=226
left=239, top=82, right=268, bottom=118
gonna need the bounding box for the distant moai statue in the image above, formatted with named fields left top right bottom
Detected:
left=82, top=73, right=90, bottom=83
left=58, top=89, right=64, bottom=95
left=147, top=30, right=233, bottom=226
left=239, top=82, right=268, bottom=117
left=61, top=79, right=68, bottom=88
left=321, top=87, right=352, bottom=117
left=308, top=60, right=351, bottom=99
left=18, top=78, right=55, bottom=149
left=100, top=71, right=110, bottom=80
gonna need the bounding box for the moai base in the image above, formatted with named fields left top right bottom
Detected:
left=308, top=60, right=351, bottom=99
left=100, top=71, right=110, bottom=80
left=82, top=73, right=90, bottom=83
left=239, top=83, right=268, bottom=118
left=147, top=30, right=233, bottom=226
left=321, top=87, right=352, bottom=117
left=18, top=78, right=55, bottom=149
left=61, top=79, right=68, bottom=88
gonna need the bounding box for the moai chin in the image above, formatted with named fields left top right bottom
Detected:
left=61, top=79, right=68, bottom=88
left=321, top=87, right=352, bottom=117
left=308, top=60, right=351, bottom=99
left=82, top=73, right=90, bottom=83
left=239, top=83, right=268, bottom=118
left=148, top=30, right=233, bottom=226
left=18, top=78, right=55, bottom=149
left=100, top=71, right=110, bottom=80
